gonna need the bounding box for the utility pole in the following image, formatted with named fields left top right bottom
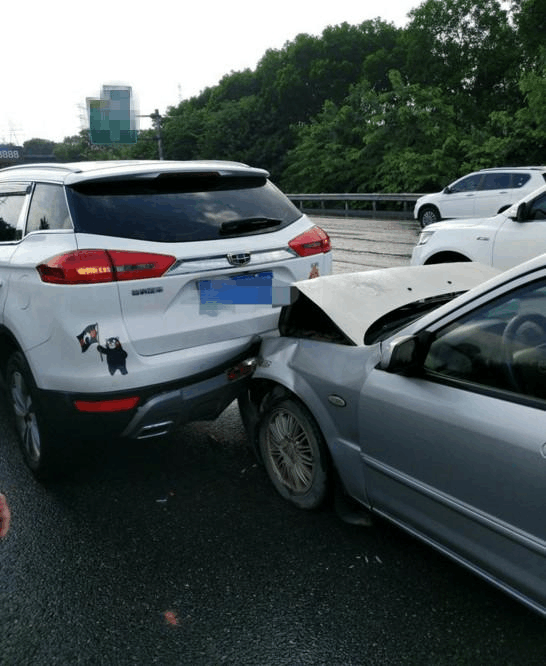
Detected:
left=136, top=109, right=164, bottom=159
left=149, top=109, right=164, bottom=160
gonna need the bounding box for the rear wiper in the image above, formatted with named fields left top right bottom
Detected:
left=220, top=217, right=281, bottom=235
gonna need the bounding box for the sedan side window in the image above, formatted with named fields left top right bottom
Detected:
left=424, top=280, right=546, bottom=401
left=26, top=184, right=72, bottom=234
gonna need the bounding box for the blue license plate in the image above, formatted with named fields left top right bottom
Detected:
left=198, top=271, right=273, bottom=305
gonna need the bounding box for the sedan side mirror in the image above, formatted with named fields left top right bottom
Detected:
left=379, top=332, right=433, bottom=376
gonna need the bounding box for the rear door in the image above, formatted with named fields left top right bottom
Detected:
left=473, top=171, right=512, bottom=216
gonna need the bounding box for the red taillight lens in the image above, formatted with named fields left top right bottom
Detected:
left=226, top=358, right=258, bottom=382
left=74, top=397, right=140, bottom=412
left=37, top=250, right=176, bottom=284
left=37, top=250, right=113, bottom=284
left=107, top=251, right=176, bottom=281
left=288, top=226, right=331, bottom=257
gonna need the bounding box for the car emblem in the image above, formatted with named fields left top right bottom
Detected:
left=227, top=253, right=251, bottom=266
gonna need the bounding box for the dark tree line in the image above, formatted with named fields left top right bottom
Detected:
left=45, top=0, right=546, bottom=193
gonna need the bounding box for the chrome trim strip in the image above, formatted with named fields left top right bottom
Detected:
left=372, top=506, right=545, bottom=618
left=363, top=454, right=546, bottom=556
left=167, top=248, right=295, bottom=275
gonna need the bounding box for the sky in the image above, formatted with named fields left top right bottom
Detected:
left=1, top=0, right=419, bottom=146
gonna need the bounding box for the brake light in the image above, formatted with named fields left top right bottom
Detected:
left=289, top=226, right=331, bottom=257
left=226, top=358, right=258, bottom=381
left=74, top=397, right=140, bottom=412
left=37, top=250, right=176, bottom=285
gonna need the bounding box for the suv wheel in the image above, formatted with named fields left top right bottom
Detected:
left=6, top=352, right=60, bottom=480
left=418, top=206, right=441, bottom=228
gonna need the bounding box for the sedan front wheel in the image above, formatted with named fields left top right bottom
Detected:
left=258, top=396, right=330, bottom=510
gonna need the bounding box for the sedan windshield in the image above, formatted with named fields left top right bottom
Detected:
left=364, top=292, right=465, bottom=345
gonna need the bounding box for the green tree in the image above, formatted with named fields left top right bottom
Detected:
left=283, top=71, right=461, bottom=193
left=23, top=138, right=56, bottom=158
left=403, top=0, right=520, bottom=121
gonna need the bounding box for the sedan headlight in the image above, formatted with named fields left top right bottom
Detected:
left=417, top=230, right=435, bottom=245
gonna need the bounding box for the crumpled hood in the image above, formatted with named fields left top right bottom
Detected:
left=292, top=263, right=499, bottom=346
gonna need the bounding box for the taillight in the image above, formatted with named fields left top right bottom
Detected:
left=74, top=396, right=140, bottom=412
left=288, top=226, right=331, bottom=257
left=37, top=250, right=176, bottom=285
left=226, top=358, right=258, bottom=382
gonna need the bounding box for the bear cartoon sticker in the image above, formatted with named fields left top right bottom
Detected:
left=76, top=325, right=129, bottom=375
left=97, top=337, right=128, bottom=375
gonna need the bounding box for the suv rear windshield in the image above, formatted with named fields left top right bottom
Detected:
left=66, top=174, right=301, bottom=242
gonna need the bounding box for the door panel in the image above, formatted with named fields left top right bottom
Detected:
left=359, top=370, right=546, bottom=607
left=358, top=276, right=546, bottom=609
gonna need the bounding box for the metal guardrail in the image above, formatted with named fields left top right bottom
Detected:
left=287, top=193, right=425, bottom=218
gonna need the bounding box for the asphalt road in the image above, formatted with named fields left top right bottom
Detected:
left=1, top=216, right=545, bottom=665
left=314, top=215, right=421, bottom=273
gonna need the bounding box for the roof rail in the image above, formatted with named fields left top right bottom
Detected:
left=0, top=163, right=83, bottom=174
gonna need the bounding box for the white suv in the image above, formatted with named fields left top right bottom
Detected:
left=411, top=183, right=546, bottom=269
left=414, top=166, right=546, bottom=227
left=0, top=160, right=332, bottom=479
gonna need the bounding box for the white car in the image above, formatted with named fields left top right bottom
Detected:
left=412, top=183, right=546, bottom=270
left=414, top=166, right=546, bottom=227
left=0, top=160, right=332, bottom=479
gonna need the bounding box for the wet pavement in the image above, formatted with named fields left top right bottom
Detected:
left=1, top=217, right=545, bottom=665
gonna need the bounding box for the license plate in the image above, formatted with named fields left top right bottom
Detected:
left=198, top=271, right=273, bottom=305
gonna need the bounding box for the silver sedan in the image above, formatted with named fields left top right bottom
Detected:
left=240, top=259, right=546, bottom=617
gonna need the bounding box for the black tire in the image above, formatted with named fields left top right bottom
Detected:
left=258, top=395, right=330, bottom=510
left=418, top=206, right=441, bottom=228
left=6, top=352, right=61, bottom=480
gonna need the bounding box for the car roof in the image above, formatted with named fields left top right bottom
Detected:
left=0, top=160, right=269, bottom=185
left=477, top=166, right=546, bottom=172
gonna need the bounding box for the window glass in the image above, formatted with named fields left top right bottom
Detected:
left=26, top=184, right=72, bottom=234
left=480, top=173, right=510, bottom=190
left=527, top=193, right=546, bottom=221
left=66, top=176, right=301, bottom=242
left=513, top=173, right=531, bottom=188
left=449, top=174, right=481, bottom=193
left=0, top=183, right=29, bottom=241
left=424, top=279, right=546, bottom=401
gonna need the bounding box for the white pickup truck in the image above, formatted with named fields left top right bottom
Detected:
left=411, top=184, right=546, bottom=270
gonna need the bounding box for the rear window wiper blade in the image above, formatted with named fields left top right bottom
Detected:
left=220, top=217, right=282, bottom=235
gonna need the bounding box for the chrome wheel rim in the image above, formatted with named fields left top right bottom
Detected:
left=11, top=370, right=41, bottom=464
left=265, top=408, right=315, bottom=493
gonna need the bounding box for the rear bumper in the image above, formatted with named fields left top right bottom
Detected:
left=36, top=338, right=261, bottom=441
